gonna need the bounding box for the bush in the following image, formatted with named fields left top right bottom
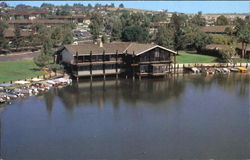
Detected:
left=48, top=64, right=64, bottom=72
left=33, top=54, right=51, bottom=68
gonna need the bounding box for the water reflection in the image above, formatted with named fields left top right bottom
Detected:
left=42, top=73, right=249, bottom=114
left=3, top=73, right=249, bottom=159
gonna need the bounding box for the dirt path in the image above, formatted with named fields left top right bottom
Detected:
left=0, top=51, right=39, bottom=61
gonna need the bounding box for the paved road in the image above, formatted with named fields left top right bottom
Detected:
left=0, top=51, right=40, bottom=61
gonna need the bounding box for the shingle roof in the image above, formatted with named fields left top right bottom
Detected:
left=8, top=9, right=49, bottom=16
left=8, top=19, right=68, bottom=24
left=200, top=25, right=234, bottom=33
left=64, top=42, right=131, bottom=55
left=64, top=42, right=177, bottom=55
left=4, top=28, right=31, bottom=38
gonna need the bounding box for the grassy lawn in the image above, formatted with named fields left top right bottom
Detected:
left=176, top=51, right=250, bottom=63
left=232, top=58, right=250, bottom=63
left=0, top=60, right=44, bottom=83
left=175, top=51, right=218, bottom=63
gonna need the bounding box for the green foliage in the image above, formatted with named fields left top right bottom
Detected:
left=0, top=20, right=8, bottom=50
left=190, top=11, right=206, bottom=26
left=89, top=13, right=103, bottom=41
left=121, top=26, right=149, bottom=43
left=111, top=19, right=122, bottom=40
left=219, top=45, right=236, bottom=63
left=41, top=38, right=53, bottom=56
left=66, top=21, right=76, bottom=30
left=56, top=9, right=70, bottom=16
left=51, top=27, right=63, bottom=46
left=62, top=28, right=74, bottom=45
left=101, top=35, right=107, bottom=43
left=183, top=25, right=212, bottom=52
left=12, top=25, right=24, bottom=49
left=49, top=64, right=63, bottom=72
left=33, top=54, right=51, bottom=68
left=211, top=34, right=232, bottom=45
left=30, top=22, right=50, bottom=46
left=119, top=3, right=124, bottom=8
left=171, top=13, right=188, bottom=50
left=215, top=15, right=229, bottom=25
left=155, top=25, right=174, bottom=49
left=237, top=26, right=250, bottom=58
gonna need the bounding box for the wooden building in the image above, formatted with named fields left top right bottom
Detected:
left=56, top=42, right=177, bottom=80
left=8, top=9, right=49, bottom=20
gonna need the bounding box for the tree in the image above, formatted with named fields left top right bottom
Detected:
left=51, top=27, right=63, bottom=46
left=119, top=3, right=124, bottom=8
left=0, top=20, right=8, bottom=51
left=183, top=25, right=212, bottom=52
left=121, top=26, right=149, bottom=43
left=155, top=25, right=174, bottom=49
left=215, top=15, right=229, bottom=25
left=62, top=29, right=73, bottom=45
left=89, top=13, right=103, bottom=41
left=15, top=4, right=31, bottom=10
left=211, top=34, right=232, bottom=45
left=30, top=22, right=49, bottom=47
left=87, top=3, right=92, bottom=9
left=12, top=25, right=24, bottom=50
left=190, top=11, right=206, bottom=26
left=33, top=54, right=51, bottom=68
left=42, top=37, right=53, bottom=56
left=237, top=26, right=250, bottom=58
left=34, top=38, right=54, bottom=68
left=111, top=19, right=122, bottom=41
left=219, top=45, right=236, bottom=63
left=171, top=13, right=188, bottom=51
left=48, top=64, right=63, bottom=73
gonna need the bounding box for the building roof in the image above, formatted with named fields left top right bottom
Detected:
left=200, top=25, right=233, bottom=33
left=8, top=19, right=68, bottom=24
left=4, top=28, right=31, bottom=37
left=64, top=42, right=131, bottom=55
left=8, top=9, right=49, bottom=16
left=48, top=15, right=86, bottom=19
left=206, top=44, right=250, bottom=51
left=63, top=42, right=177, bottom=56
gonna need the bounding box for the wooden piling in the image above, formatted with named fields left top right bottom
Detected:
left=103, top=50, right=106, bottom=80
left=116, top=50, right=118, bottom=80
left=90, top=51, right=92, bottom=81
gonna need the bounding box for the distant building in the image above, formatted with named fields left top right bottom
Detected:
left=7, top=19, right=68, bottom=29
left=56, top=42, right=177, bottom=79
left=8, top=9, right=49, bottom=20
left=200, top=25, right=234, bottom=34
left=48, top=15, right=86, bottom=24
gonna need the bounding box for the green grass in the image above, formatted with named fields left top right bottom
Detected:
left=232, top=58, right=250, bottom=63
left=176, top=51, right=250, bottom=64
left=0, top=60, right=44, bottom=83
left=176, top=51, right=218, bottom=63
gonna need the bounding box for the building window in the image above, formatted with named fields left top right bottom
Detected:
left=155, top=48, right=159, bottom=58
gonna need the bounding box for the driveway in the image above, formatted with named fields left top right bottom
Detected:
left=0, top=51, right=40, bottom=61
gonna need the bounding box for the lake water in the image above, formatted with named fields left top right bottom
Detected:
left=0, top=73, right=249, bottom=159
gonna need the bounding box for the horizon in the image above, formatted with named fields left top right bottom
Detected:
left=3, top=1, right=250, bottom=14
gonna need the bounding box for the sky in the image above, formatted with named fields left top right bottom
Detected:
left=4, top=1, right=250, bottom=14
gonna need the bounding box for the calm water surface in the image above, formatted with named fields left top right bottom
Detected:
left=0, top=73, right=249, bottom=159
